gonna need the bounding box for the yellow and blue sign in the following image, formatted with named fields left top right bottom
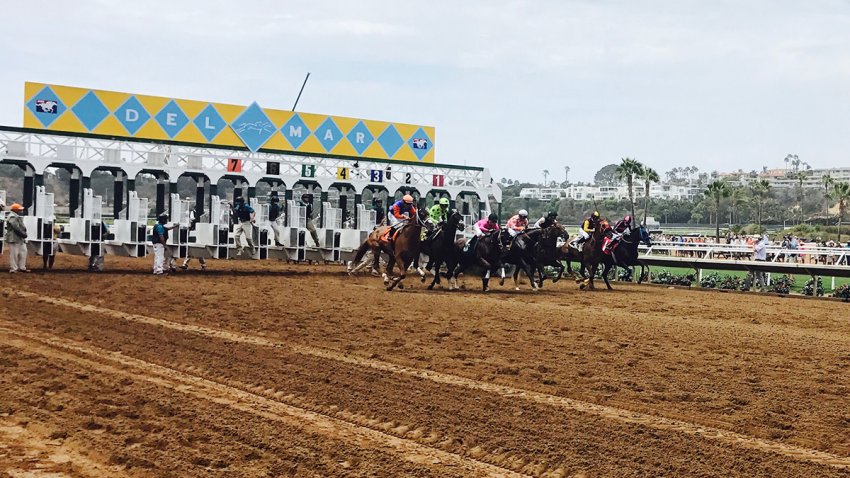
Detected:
left=23, top=82, right=435, bottom=163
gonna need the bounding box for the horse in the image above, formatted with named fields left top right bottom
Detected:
left=557, top=240, right=585, bottom=278
left=446, top=230, right=503, bottom=291
left=382, top=214, right=424, bottom=291
left=424, top=210, right=465, bottom=290
left=500, top=228, right=543, bottom=291
left=608, top=225, right=652, bottom=284
left=580, top=224, right=652, bottom=290
left=348, top=225, right=391, bottom=279
left=579, top=223, right=614, bottom=290
left=529, top=224, right=569, bottom=288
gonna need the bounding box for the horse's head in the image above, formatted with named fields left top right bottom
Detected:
left=638, top=226, right=652, bottom=247
left=481, top=229, right=503, bottom=257
left=447, top=209, right=464, bottom=231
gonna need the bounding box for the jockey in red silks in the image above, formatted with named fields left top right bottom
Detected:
left=505, top=210, right=529, bottom=238
left=603, top=215, right=632, bottom=253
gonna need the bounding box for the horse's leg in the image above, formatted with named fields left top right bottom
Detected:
left=513, top=264, right=521, bottom=290
left=428, top=258, right=442, bottom=290
left=525, top=260, right=540, bottom=291
left=602, top=262, right=614, bottom=290
left=586, top=263, right=596, bottom=290
left=383, top=250, right=395, bottom=285
left=553, top=261, right=565, bottom=283
left=638, top=264, right=646, bottom=284
left=482, top=267, right=492, bottom=291
left=387, top=252, right=407, bottom=291
left=499, top=265, right=506, bottom=286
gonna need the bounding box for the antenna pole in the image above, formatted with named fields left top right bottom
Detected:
left=292, top=72, right=311, bottom=111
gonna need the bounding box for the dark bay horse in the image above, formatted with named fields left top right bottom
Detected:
left=424, top=210, right=465, bottom=290
left=445, top=230, right=503, bottom=291
left=500, top=228, right=543, bottom=291
left=608, top=226, right=652, bottom=284
left=530, top=224, right=569, bottom=288
left=580, top=224, right=652, bottom=290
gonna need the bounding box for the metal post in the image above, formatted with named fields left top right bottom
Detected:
left=155, top=176, right=166, bottom=216
left=353, top=193, right=362, bottom=229
left=69, top=169, right=81, bottom=218
left=195, top=177, right=206, bottom=221
left=320, top=190, right=329, bottom=228
left=22, top=166, right=35, bottom=215
left=32, top=172, right=44, bottom=214
left=113, top=171, right=124, bottom=219
left=168, top=181, right=177, bottom=214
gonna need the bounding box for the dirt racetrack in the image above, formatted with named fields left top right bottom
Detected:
left=1, top=254, right=849, bottom=477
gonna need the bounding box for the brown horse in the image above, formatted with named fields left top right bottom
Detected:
left=557, top=240, right=585, bottom=278
left=383, top=219, right=423, bottom=291
left=579, top=222, right=614, bottom=290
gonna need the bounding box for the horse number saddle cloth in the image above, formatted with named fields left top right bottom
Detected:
left=381, top=226, right=404, bottom=245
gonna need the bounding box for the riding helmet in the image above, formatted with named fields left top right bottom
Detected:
left=488, top=213, right=498, bottom=222
left=439, top=197, right=450, bottom=206
left=547, top=211, right=558, bottom=218
left=518, top=209, right=528, bottom=217
left=403, top=194, right=414, bottom=204
left=592, top=211, right=600, bottom=218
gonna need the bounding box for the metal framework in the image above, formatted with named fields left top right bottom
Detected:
left=0, top=126, right=501, bottom=202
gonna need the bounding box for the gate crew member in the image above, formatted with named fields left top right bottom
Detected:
left=301, top=193, right=321, bottom=248
left=232, top=196, right=256, bottom=257
left=4, top=203, right=30, bottom=273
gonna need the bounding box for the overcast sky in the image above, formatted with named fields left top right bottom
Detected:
left=3, top=0, right=850, bottom=183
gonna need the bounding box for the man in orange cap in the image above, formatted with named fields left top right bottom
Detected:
left=4, top=203, right=30, bottom=273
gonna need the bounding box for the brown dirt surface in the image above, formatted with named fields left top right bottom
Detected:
left=1, top=254, right=849, bottom=477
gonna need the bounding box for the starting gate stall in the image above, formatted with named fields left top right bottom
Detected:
left=104, top=191, right=149, bottom=257
left=250, top=198, right=269, bottom=260
left=59, top=188, right=103, bottom=257
left=156, top=194, right=191, bottom=260
left=2, top=82, right=502, bottom=266
left=23, top=186, right=55, bottom=258
left=189, top=196, right=230, bottom=260
left=0, top=190, right=6, bottom=255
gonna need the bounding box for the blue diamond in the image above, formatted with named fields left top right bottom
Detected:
left=71, top=91, right=109, bottom=131
left=26, top=86, right=66, bottom=128
left=346, top=121, right=374, bottom=155
left=377, top=125, right=404, bottom=157
left=281, top=114, right=310, bottom=149
left=114, top=96, right=150, bottom=135
left=230, top=102, right=275, bottom=152
left=407, top=127, right=433, bottom=161
left=154, top=100, right=189, bottom=139
left=193, top=104, right=226, bottom=142
left=314, top=117, right=343, bottom=153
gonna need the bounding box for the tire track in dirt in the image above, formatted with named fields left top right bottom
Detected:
left=11, top=289, right=850, bottom=470
left=0, top=324, right=529, bottom=478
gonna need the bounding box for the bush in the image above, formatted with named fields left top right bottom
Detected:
left=802, top=277, right=824, bottom=297
left=769, top=275, right=794, bottom=294
left=833, top=284, right=850, bottom=301
left=699, top=272, right=721, bottom=288
left=652, top=270, right=695, bottom=286
left=718, top=275, right=742, bottom=290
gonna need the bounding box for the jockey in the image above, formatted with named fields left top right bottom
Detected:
left=388, top=194, right=417, bottom=230
left=429, top=197, right=450, bottom=225
left=571, top=211, right=600, bottom=249
left=474, top=213, right=500, bottom=236
left=603, top=215, right=632, bottom=253
left=505, top=210, right=529, bottom=238
left=533, top=211, right=558, bottom=229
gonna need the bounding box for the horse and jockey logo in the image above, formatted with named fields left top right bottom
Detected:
left=35, top=99, right=58, bottom=114
left=235, top=120, right=275, bottom=136
left=411, top=138, right=429, bottom=150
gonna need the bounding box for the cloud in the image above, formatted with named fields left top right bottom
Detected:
left=2, top=0, right=850, bottom=183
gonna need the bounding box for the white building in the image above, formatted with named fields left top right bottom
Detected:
left=520, top=184, right=702, bottom=201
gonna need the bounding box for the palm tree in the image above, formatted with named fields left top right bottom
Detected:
left=729, top=187, right=748, bottom=225
left=832, top=181, right=850, bottom=242
left=790, top=170, right=809, bottom=224
left=615, top=157, right=643, bottom=219
left=751, top=179, right=771, bottom=228
left=564, top=166, right=570, bottom=185
left=542, top=169, right=549, bottom=187
left=822, top=174, right=833, bottom=223
left=705, top=180, right=731, bottom=242
left=640, top=167, right=659, bottom=224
